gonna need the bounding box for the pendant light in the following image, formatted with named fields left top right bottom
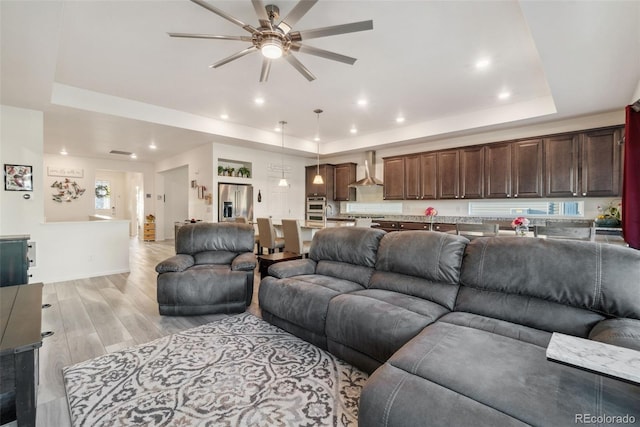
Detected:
left=278, top=121, right=288, bottom=187
left=312, top=109, right=324, bottom=185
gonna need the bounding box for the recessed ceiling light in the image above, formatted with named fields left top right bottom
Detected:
left=60, top=149, right=68, bottom=155
left=220, top=113, right=229, bottom=120
left=274, top=125, right=281, bottom=132
left=396, top=116, right=405, bottom=124
left=350, top=127, right=358, bottom=134
left=254, top=97, right=265, bottom=105
left=498, top=91, right=511, bottom=100
left=314, top=136, right=320, bottom=142
left=475, top=58, right=491, bottom=69
left=357, top=99, right=367, bottom=107
left=149, top=143, right=157, bottom=150
left=130, top=153, right=137, bottom=159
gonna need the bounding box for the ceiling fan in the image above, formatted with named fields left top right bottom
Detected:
left=169, top=0, right=373, bottom=82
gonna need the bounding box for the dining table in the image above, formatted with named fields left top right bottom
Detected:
left=271, top=220, right=357, bottom=241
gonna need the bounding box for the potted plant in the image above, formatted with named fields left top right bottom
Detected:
left=238, top=166, right=250, bottom=178
left=218, top=166, right=224, bottom=176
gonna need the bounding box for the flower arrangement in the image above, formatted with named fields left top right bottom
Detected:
left=595, top=200, right=621, bottom=227
left=425, top=207, right=438, bottom=230
left=146, top=214, right=155, bottom=223
left=511, top=216, right=530, bottom=236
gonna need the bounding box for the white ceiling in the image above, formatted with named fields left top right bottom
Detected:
left=1, top=0, right=639, bottom=163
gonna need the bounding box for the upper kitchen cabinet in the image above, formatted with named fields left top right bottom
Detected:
left=460, top=146, right=485, bottom=199
left=333, top=162, right=357, bottom=201
left=544, top=134, right=579, bottom=197
left=580, top=127, right=622, bottom=197
left=404, top=154, right=421, bottom=199
left=305, top=164, right=334, bottom=198
left=485, top=139, right=543, bottom=199
left=512, top=139, right=543, bottom=198
left=437, top=150, right=459, bottom=199
left=437, top=147, right=483, bottom=199
left=383, top=156, right=405, bottom=200
left=419, top=153, right=438, bottom=200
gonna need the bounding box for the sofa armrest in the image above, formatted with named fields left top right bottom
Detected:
left=589, top=318, right=640, bottom=351
left=155, top=254, right=195, bottom=273
left=268, top=259, right=317, bottom=279
left=232, top=252, right=257, bottom=271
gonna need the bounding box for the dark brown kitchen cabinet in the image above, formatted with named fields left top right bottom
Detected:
left=485, top=139, right=543, bottom=198
left=305, top=164, right=334, bottom=198
left=383, top=157, right=405, bottom=200
left=485, top=142, right=511, bottom=198
left=419, top=153, right=438, bottom=200
left=581, top=127, right=622, bottom=197
left=333, top=162, right=356, bottom=201
left=404, top=154, right=421, bottom=199
left=459, top=146, right=485, bottom=199
left=544, top=134, right=579, bottom=197
left=437, top=150, right=460, bottom=199
left=511, top=139, right=543, bottom=198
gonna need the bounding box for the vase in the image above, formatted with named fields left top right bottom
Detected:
left=515, top=225, right=529, bottom=236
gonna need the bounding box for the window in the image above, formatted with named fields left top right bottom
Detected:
left=468, top=200, right=584, bottom=217
left=95, top=180, right=111, bottom=210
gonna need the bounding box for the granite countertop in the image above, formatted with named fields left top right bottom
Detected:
left=331, top=215, right=593, bottom=227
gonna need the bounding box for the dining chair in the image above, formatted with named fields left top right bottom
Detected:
left=235, top=216, right=261, bottom=252
left=354, top=218, right=373, bottom=228
left=281, top=219, right=312, bottom=257
left=534, top=226, right=593, bottom=241
left=256, top=218, right=285, bottom=254
left=456, top=223, right=500, bottom=238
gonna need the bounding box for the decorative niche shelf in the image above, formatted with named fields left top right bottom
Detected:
left=217, top=159, right=252, bottom=179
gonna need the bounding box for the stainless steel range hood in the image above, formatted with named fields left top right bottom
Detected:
left=349, top=151, right=383, bottom=187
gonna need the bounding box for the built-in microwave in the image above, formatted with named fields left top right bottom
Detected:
left=306, top=197, right=326, bottom=213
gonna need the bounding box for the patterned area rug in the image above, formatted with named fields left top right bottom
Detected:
left=63, top=313, right=367, bottom=426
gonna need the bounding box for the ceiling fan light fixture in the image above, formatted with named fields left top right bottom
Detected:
left=261, top=37, right=283, bottom=59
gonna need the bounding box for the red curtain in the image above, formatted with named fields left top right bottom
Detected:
left=623, top=105, right=640, bottom=249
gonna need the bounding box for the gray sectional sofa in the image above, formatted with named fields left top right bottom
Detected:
left=259, top=227, right=640, bottom=426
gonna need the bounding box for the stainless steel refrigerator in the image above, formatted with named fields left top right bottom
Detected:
left=218, top=183, right=253, bottom=222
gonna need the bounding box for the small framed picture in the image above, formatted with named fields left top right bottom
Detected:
left=4, top=164, right=33, bottom=191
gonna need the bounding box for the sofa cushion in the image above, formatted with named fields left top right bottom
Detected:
left=438, top=311, right=552, bottom=347
left=375, top=231, right=468, bottom=285
left=194, top=250, right=237, bottom=265
left=157, top=267, right=247, bottom=314
left=310, top=227, right=385, bottom=267
left=258, top=274, right=364, bottom=337
left=378, top=321, right=640, bottom=426
left=176, top=222, right=254, bottom=255
left=458, top=237, right=640, bottom=335
left=326, top=289, right=449, bottom=369
left=589, top=318, right=640, bottom=351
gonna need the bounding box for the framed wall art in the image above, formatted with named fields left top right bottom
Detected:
left=4, top=164, right=33, bottom=191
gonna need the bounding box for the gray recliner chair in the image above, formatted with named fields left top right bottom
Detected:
left=155, top=222, right=257, bottom=315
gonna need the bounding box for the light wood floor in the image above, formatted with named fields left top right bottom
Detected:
left=8, top=238, right=262, bottom=427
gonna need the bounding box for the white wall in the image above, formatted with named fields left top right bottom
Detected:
left=43, top=153, right=155, bottom=224
left=161, top=166, right=189, bottom=238
left=153, top=140, right=309, bottom=240
left=1, top=105, right=131, bottom=283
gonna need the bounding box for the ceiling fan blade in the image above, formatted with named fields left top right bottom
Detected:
left=210, top=46, right=258, bottom=68
left=284, top=54, right=316, bottom=81
left=251, top=0, right=270, bottom=22
left=277, top=0, right=318, bottom=34
left=168, top=33, right=252, bottom=42
left=259, top=58, right=272, bottom=83
left=293, top=20, right=373, bottom=41
left=190, top=0, right=258, bottom=34
left=290, top=43, right=357, bottom=65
